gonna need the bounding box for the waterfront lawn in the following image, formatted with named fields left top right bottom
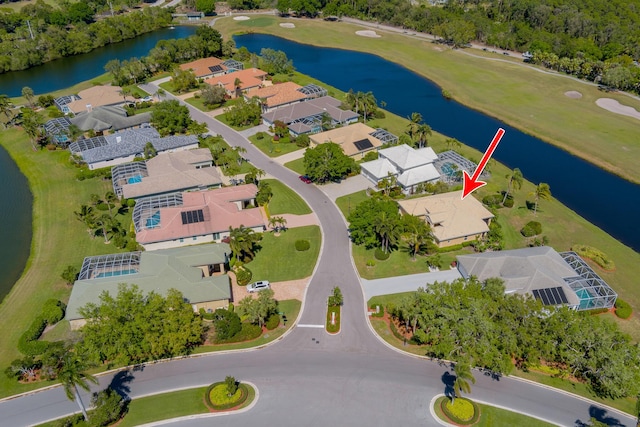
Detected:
left=284, top=157, right=306, bottom=175
left=263, top=179, right=312, bottom=215
left=10, top=72, right=112, bottom=105
left=0, top=129, right=130, bottom=398
left=246, top=226, right=320, bottom=282
left=249, top=133, right=303, bottom=158
left=214, top=16, right=640, bottom=184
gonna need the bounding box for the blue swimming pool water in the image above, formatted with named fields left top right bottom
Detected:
left=145, top=211, right=160, bottom=228
left=128, top=175, right=143, bottom=184
left=96, top=269, right=137, bottom=278
left=576, top=288, right=593, bottom=310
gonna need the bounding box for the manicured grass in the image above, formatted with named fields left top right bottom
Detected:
left=214, top=112, right=258, bottom=131
left=10, top=73, right=112, bottom=105
left=158, top=80, right=178, bottom=94
left=193, top=299, right=301, bottom=353
left=249, top=133, right=303, bottom=157
left=434, top=396, right=557, bottom=427
left=326, top=305, right=341, bottom=333
left=208, top=383, right=242, bottom=406
left=284, top=157, right=306, bottom=175
left=184, top=95, right=215, bottom=111
left=0, top=129, right=130, bottom=398
left=335, top=190, right=370, bottom=219
left=246, top=226, right=320, bottom=282
left=214, top=16, right=640, bottom=184
left=264, top=179, right=312, bottom=215
left=117, top=387, right=209, bottom=427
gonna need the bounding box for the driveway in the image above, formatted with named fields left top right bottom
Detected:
left=318, top=174, right=374, bottom=201
left=361, top=269, right=462, bottom=301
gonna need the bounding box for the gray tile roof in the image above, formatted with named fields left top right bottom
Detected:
left=262, top=96, right=357, bottom=126
left=70, top=106, right=151, bottom=132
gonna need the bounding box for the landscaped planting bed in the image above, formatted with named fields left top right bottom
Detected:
left=205, top=382, right=249, bottom=411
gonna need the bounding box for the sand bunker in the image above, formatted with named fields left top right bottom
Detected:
left=356, top=30, right=381, bottom=38
left=233, top=16, right=250, bottom=21
left=564, top=91, right=582, bottom=99
left=596, top=98, right=640, bottom=120
left=279, top=23, right=295, bottom=28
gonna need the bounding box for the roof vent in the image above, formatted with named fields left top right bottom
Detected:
left=116, top=136, right=122, bottom=143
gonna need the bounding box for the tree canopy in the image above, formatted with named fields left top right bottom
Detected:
left=150, top=100, right=194, bottom=136
left=302, top=142, right=359, bottom=183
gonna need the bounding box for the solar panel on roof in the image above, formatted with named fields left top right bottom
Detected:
left=181, top=209, right=205, bottom=225
left=354, top=138, right=374, bottom=151
left=532, top=287, right=569, bottom=306
left=208, top=65, right=224, bottom=73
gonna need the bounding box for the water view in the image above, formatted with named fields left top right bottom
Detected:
left=236, top=33, right=640, bottom=251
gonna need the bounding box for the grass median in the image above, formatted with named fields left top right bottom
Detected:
left=214, top=16, right=640, bottom=184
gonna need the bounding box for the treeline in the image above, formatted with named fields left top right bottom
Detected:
left=391, top=278, right=640, bottom=399
left=0, top=6, right=173, bottom=73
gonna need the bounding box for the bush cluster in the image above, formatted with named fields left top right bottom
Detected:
left=374, top=248, right=390, bottom=260
left=521, top=221, right=542, bottom=237
left=256, top=132, right=265, bottom=140
left=18, top=316, right=49, bottom=356
left=42, top=299, right=66, bottom=324
left=441, top=398, right=479, bottom=425
left=615, top=299, right=632, bottom=319
left=205, top=382, right=249, bottom=411
left=215, top=323, right=262, bottom=344
left=572, top=245, right=616, bottom=271
left=213, top=309, right=242, bottom=341
left=90, top=387, right=127, bottom=427
left=295, top=239, right=310, bottom=251
left=265, top=313, right=280, bottom=330
left=482, top=194, right=502, bottom=209
left=437, top=241, right=474, bottom=253
left=503, top=196, right=514, bottom=208
left=235, top=266, right=252, bottom=286
left=588, top=307, right=610, bottom=315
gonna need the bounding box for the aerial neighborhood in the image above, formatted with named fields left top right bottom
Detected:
left=0, top=5, right=639, bottom=427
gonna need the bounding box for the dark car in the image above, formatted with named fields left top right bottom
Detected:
left=299, top=175, right=312, bottom=184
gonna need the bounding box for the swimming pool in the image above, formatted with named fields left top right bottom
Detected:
left=128, top=175, right=143, bottom=184
left=95, top=269, right=138, bottom=278
left=145, top=211, right=160, bottom=229
left=576, top=288, right=595, bottom=310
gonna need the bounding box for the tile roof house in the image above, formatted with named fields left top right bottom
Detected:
left=245, top=82, right=308, bottom=112
left=71, top=105, right=151, bottom=133
left=397, top=190, right=494, bottom=247
left=179, top=57, right=228, bottom=79
left=112, top=148, right=223, bottom=199
left=204, top=68, right=268, bottom=98
left=62, top=85, right=133, bottom=114
left=66, top=245, right=232, bottom=330
left=360, top=144, right=440, bottom=193
left=309, top=122, right=394, bottom=159
left=68, top=128, right=199, bottom=170
left=262, top=96, right=359, bottom=136
left=133, top=184, right=266, bottom=251
left=456, top=246, right=617, bottom=311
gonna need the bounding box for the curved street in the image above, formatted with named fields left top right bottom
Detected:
left=0, top=84, right=635, bottom=427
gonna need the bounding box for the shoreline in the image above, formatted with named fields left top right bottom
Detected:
left=215, top=16, right=640, bottom=186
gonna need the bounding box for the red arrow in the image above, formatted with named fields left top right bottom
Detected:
left=461, top=128, right=505, bottom=199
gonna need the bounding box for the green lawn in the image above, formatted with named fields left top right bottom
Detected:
left=335, top=190, right=370, bottom=219
left=326, top=305, right=340, bottom=333
left=284, top=157, right=306, bottom=175
left=246, top=226, right=321, bottom=282
left=214, top=16, right=640, bottom=184
left=264, top=179, right=312, bottom=215
left=117, top=387, right=209, bottom=427
left=214, top=113, right=258, bottom=131
left=184, top=95, right=215, bottom=111
left=249, top=133, right=303, bottom=158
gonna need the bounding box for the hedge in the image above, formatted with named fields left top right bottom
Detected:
left=437, top=241, right=474, bottom=253
left=374, top=248, right=390, bottom=260
left=572, top=244, right=616, bottom=271
left=265, top=314, right=280, bottom=330
left=205, top=382, right=249, bottom=411
left=440, top=397, right=480, bottom=425
left=235, top=266, right=252, bottom=286
left=42, top=299, right=66, bottom=324
left=482, top=194, right=502, bottom=209
left=295, top=239, right=310, bottom=251
left=615, top=299, right=632, bottom=319
left=215, top=323, right=262, bottom=344
left=18, top=316, right=50, bottom=356
left=521, top=221, right=542, bottom=237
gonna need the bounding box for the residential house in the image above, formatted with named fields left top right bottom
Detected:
left=68, top=128, right=199, bottom=170
left=261, top=96, right=358, bottom=136
left=55, top=85, right=133, bottom=115
left=456, top=246, right=617, bottom=310
left=133, top=184, right=266, bottom=251
left=397, top=190, right=494, bottom=248
left=204, top=68, right=268, bottom=98
left=65, top=245, right=232, bottom=330
left=360, top=144, right=440, bottom=193
left=179, top=57, right=228, bottom=80
left=309, top=123, right=397, bottom=159
left=245, top=82, right=308, bottom=112
left=112, top=148, right=223, bottom=199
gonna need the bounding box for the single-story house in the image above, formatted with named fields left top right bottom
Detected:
left=133, top=184, right=266, bottom=251
left=57, top=85, right=133, bottom=115
left=65, top=244, right=232, bottom=330
left=179, top=57, right=228, bottom=80
left=245, top=82, right=308, bottom=112
left=309, top=123, right=397, bottom=159
left=262, top=96, right=358, bottom=136
left=68, top=128, right=199, bottom=170
left=397, top=190, right=494, bottom=247
left=360, top=144, right=440, bottom=193
left=112, top=148, right=223, bottom=199
left=456, top=246, right=617, bottom=311
left=204, top=68, right=268, bottom=98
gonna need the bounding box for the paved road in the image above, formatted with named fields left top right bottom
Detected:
left=1, top=85, right=635, bottom=427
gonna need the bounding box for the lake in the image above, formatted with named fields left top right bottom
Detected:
left=235, top=33, right=640, bottom=252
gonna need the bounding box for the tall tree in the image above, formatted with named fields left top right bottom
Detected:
left=228, top=225, right=261, bottom=262
left=529, top=182, right=551, bottom=215
left=302, top=142, right=359, bottom=183
left=452, top=362, right=476, bottom=403
left=237, top=288, right=277, bottom=328
left=21, top=86, right=35, bottom=108
left=406, top=112, right=422, bottom=141
left=503, top=168, right=523, bottom=204
left=57, top=348, right=98, bottom=421
left=0, top=94, right=12, bottom=128
left=373, top=211, right=401, bottom=253
left=414, top=123, right=432, bottom=148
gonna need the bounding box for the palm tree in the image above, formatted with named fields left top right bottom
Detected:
left=415, top=123, right=432, bottom=148
left=359, top=91, right=377, bottom=122
left=452, top=362, right=476, bottom=403
left=406, top=112, right=422, bottom=142
left=21, top=86, right=35, bottom=108
left=57, top=348, right=98, bottom=421
left=233, top=146, right=247, bottom=166
left=275, top=216, right=287, bottom=231
left=21, top=108, right=44, bottom=150
left=503, top=168, right=523, bottom=204
left=445, top=137, right=461, bottom=150
left=373, top=212, right=400, bottom=253
left=233, top=77, right=243, bottom=98
left=154, top=88, right=166, bottom=101
left=74, top=205, right=95, bottom=235
left=104, top=191, right=118, bottom=218
left=229, top=225, right=259, bottom=262
left=529, top=182, right=551, bottom=215
left=0, top=94, right=12, bottom=128
left=118, top=87, right=132, bottom=103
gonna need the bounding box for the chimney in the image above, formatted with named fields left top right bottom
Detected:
left=116, top=136, right=122, bottom=143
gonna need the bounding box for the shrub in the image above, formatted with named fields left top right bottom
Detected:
left=615, top=299, right=632, bottom=319
left=235, top=266, right=252, bottom=286
left=373, top=110, right=386, bottom=119
left=256, top=131, right=265, bottom=140
left=96, top=202, right=109, bottom=211
left=328, top=286, right=343, bottom=306
left=295, top=133, right=310, bottom=147
left=18, top=316, right=49, bottom=356
left=503, top=196, right=514, bottom=208
left=441, top=397, right=479, bottom=425
left=588, top=307, right=609, bottom=315
left=42, top=299, right=66, bottom=324
left=199, top=308, right=215, bottom=321
left=482, top=194, right=502, bottom=208
left=213, top=308, right=242, bottom=341
left=437, top=241, right=474, bottom=253
left=217, top=323, right=262, bottom=344
left=521, top=221, right=542, bottom=237
left=265, top=313, right=280, bottom=330
left=126, top=199, right=136, bottom=208
left=374, top=248, right=390, bottom=260
left=366, top=259, right=376, bottom=267
left=572, top=245, right=615, bottom=271
left=205, top=382, right=249, bottom=410
left=295, top=239, right=310, bottom=251
left=90, top=387, right=127, bottom=427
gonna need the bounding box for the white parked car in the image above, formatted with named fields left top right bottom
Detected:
left=246, top=281, right=270, bottom=293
